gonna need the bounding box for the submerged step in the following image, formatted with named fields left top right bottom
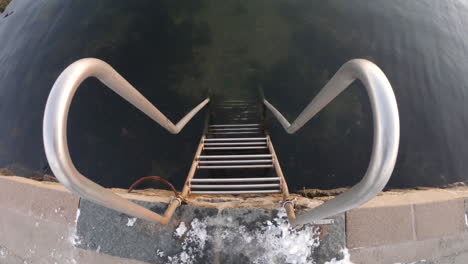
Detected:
left=214, top=105, right=256, bottom=108
left=207, top=131, right=261, bottom=135
left=209, top=128, right=260, bottom=131
left=220, top=100, right=250, bottom=102
left=204, top=137, right=267, bottom=142
left=209, top=124, right=261, bottom=128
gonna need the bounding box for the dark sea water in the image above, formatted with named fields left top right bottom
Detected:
left=1, top=0, right=468, bottom=191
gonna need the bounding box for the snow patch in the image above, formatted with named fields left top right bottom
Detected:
left=126, top=217, right=137, bottom=227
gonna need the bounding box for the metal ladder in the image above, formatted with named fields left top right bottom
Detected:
left=44, top=58, right=399, bottom=225
left=186, top=100, right=290, bottom=196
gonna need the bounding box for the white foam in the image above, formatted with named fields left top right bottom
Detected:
left=69, top=208, right=82, bottom=247
left=75, top=209, right=80, bottom=223
left=250, top=208, right=321, bottom=264
left=126, top=217, right=137, bottom=227
left=162, top=207, right=334, bottom=264
left=156, top=249, right=165, bottom=257
left=166, top=218, right=209, bottom=264
left=175, top=222, right=188, bottom=237
left=69, top=232, right=82, bottom=246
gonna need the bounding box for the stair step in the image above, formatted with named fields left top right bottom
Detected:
left=208, top=132, right=261, bottom=135
left=199, top=159, right=272, bottom=164
left=209, top=128, right=260, bottom=131
left=198, top=164, right=273, bottom=169
left=191, top=183, right=280, bottom=189
left=209, top=124, right=261, bottom=127
left=191, top=177, right=280, bottom=183
left=191, top=190, right=281, bottom=194
left=215, top=102, right=255, bottom=104
left=204, top=137, right=266, bottom=142
left=198, top=154, right=272, bottom=159
left=204, top=142, right=266, bottom=146
left=216, top=101, right=252, bottom=103
left=215, top=105, right=256, bottom=107
left=222, top=113, right=257, bottom=116
left=203, top=146, right=268, bottom=150
left=215, top=108, right=258, bottom=111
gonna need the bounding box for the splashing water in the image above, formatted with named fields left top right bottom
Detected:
left=166, top=219, right=208, bottom=264
left=175, top=222, right=188, bottom=237
left=249, top=208, right=320, bottom=264
left=160, top=208, right=352, bottom=264
left=69, top=209, right=82, bottom=246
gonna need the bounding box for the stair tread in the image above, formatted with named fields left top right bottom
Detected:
left=191, top=190, right=281, bottom=194
left=191, top=183, right=281, bottom=189
left=191, top=177, right=280, bottom=182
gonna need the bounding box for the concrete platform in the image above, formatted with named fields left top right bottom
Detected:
left=0, top=176, right=148, bottom=264
left=1, top=175, right=468, bottom=263
left=347, top=188, right=468, bottom=263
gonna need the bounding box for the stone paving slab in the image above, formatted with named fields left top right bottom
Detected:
left=0, top=176, right=152, bottom=264
left=346, top=204, right=415, bottom=248
left=0, top=176, right=39, bottom=214
left=350, top=228, right=468, bottom=264
left=346, top=189, right=468, bottom=249
left=0, top=176, right=79, bottom=224
left=413, top=199, right=465, bottom=240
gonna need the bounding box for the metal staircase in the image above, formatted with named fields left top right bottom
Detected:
left=187, top=100, right=288, bottom=196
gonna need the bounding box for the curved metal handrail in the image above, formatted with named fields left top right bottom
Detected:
left=264, top=59, right=400, bottom=226
left=43, top=58, right=209, bottom=223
